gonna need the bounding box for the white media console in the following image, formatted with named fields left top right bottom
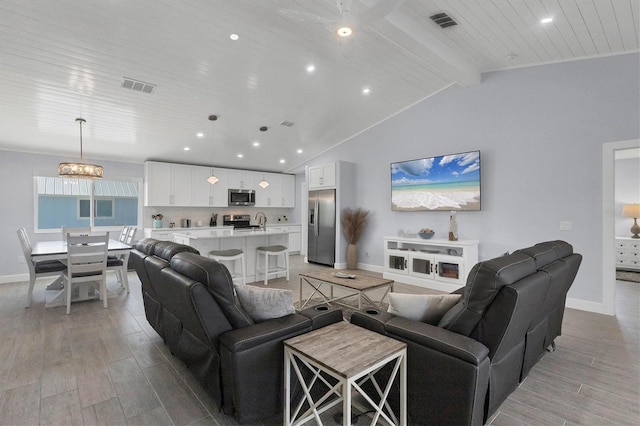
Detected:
left=383, top=237, right=479, bottom=293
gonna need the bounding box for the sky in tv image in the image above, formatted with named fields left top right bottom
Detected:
left=391, top=151, right=481, bottom=211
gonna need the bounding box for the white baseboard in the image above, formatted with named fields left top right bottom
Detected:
left=566, top=297, right=607, bottom=315
left=0, top=273, right=28, bottom=284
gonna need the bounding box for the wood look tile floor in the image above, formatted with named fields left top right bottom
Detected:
left=0, top=255, right=638, bottom=425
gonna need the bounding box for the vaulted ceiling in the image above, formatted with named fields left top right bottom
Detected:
left=0, top=0, right=637, bottom=172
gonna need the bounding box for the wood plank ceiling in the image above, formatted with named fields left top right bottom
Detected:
left=0, top=0, right=637, bottom=172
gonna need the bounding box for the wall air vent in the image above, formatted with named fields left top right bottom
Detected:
left=430, top=12, right=457, bottom=28
left=280, top=121, right=295, bottom=127
left=121, top=77, right=156, bottom=94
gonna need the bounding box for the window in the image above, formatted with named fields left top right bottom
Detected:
left=79, top=199, right=113, bottom=218
left=35, top=176, right=140, bottom=231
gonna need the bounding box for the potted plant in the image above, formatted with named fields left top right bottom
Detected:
left=341, top=207, right=369, bottom=270
left=152, top=213, right=164, bottom=228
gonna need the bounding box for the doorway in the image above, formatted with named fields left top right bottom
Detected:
left=602, top=139, right=640, bottom=315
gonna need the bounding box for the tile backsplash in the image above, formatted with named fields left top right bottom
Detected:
left=144, top=206, right=295, bottom=228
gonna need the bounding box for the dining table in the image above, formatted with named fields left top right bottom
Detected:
left=31, top=239, right=132, bottom=308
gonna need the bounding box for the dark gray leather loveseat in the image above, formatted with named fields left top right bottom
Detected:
left=131, top=238, right=343, bottom=423
left=351, top=240, right=582, bottom=425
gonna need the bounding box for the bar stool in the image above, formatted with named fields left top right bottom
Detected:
left=209, top=249, right=246, bottom=285
left=255, top=245, right=289, bottom=285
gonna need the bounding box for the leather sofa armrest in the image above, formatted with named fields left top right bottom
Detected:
left=220, top=313, right=311, bottom=353
left=352, top=311, right=489, bottom=365
left=219, top=313, right=322, bottom=423
left=352, top=310, right=490, bottom=426
left=297, top=305, right=343, bottom=330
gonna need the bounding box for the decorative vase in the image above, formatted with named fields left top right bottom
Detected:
left=347, top=243, right=358, bottom=270
left=153, top=220, right=162, bottom=229
left=448, top=211, right=458, bottom=241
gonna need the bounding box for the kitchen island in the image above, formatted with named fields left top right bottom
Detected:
left=172, top=228, right=290, bottom=283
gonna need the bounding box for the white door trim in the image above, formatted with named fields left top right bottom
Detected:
left=602, top=138, right=640, bottom=316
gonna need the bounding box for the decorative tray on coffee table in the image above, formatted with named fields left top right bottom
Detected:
left=332, top=272, right=356, bottom=279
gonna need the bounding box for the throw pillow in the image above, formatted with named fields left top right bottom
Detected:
left=234, top=285, right=295, bottom=322
left=387, top=293, right=462, bottom=324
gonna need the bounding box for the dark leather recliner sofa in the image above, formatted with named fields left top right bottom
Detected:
left=351, top=240, right=582, bottom=425
left=131, top=238, right=343, bottom=424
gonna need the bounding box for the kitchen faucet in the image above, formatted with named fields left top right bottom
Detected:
left=255, top=212, right=267, bottom=230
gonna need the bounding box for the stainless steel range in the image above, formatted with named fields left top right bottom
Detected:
left=222, top=214, right=260, bottom=229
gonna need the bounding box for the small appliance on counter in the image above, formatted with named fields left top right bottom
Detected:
left=210, top=213, right=218, bottom=227
left=181, top=219, right=191, bottom=228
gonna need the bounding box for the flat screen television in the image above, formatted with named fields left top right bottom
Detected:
left=391, top=150, right=481, bottom=211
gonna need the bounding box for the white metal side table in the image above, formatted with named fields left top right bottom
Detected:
left=284, top=321, right=407, bottom=426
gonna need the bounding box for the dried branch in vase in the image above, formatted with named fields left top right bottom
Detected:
left=341, top=208, right=369, bottom=244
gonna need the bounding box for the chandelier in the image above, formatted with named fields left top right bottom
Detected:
left=58, top=118, right=103, bottom=179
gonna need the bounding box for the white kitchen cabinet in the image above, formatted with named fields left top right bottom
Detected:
left=191, top=165, right=227, bottom=207
left=308, top=163, right=336, bottom=189
left=144, top=161, right=191, bottom=206
left=144, top=162, right=172, bottom=206
left=383, top=237, right=479, bottom=293
left=256, top=173, right=295, bottom=208
left=172, top=164, right=192, bottom=206
left=281, top=174, right=295, bottom=207
left=255, top=173, right=280, bottom=207
left=227, top=169, right=255, bottom=189
left=143, top=228, right=175, bottom=241
left=268, top=225, right=301, bottom=253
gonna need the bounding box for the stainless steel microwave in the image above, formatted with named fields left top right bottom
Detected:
left=228, top=189, right=255, bottom=206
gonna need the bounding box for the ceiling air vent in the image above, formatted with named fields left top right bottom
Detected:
left=121, top=77, right=156, bottom=94
left=280, top=121, right=295, bottom=127
left=430, top=12, right=457, bottom=28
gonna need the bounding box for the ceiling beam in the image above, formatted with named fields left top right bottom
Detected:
left=362, top=1, right=480, bottom=87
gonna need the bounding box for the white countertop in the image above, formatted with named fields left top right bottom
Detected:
left=146, top=226, right=232, bottom=231
left=172, top=228, right=290, bottom=239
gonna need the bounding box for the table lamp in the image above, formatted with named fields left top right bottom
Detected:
left=622, top=203, right=640, bottom=239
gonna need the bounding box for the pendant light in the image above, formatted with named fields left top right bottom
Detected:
left=259, top=171, right=269, bottom=188
left=58, top=118, right=103, bottom=179
left=207, top=114, right=219, bottom=184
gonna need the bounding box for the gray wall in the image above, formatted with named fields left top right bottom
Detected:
left=293, top=53, right=640, bottom=306
left=615, top=156, right=640, bottom=237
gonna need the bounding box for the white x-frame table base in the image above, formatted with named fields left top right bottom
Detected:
left=284, top=322, right=406, bottom=426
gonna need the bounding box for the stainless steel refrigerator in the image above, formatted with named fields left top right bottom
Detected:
left=308, top=189, right=336, bottom=266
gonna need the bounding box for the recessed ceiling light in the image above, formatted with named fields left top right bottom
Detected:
left=196, top=132, right=204, bottom=138
left=540, top=17, right=553, bottom=24
left=184, top=147, right=191, bottom=151
left=253, top=141, right=260, bottom=147
left=337, top=26, right=352, bottom=37
left=279, top=159, right=286, bottom=164
left=237, top=153, right=243, bottom=158
left=362, top=87, right=371, bottom=95
left=230, top=33, right=239, bottom=40
left=297, top=149, right=303, bottom=154
left=306, top=64, right=315, bottom=73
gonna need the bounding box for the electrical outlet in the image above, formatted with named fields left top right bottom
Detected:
left=17, top=255, right=25, bottom=264
left=560, top=221, right=572, bottom=231
left=365, top=250, right=370, bottom=257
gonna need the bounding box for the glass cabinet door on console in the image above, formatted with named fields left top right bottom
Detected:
left=383, top=237, right=478, bottom=292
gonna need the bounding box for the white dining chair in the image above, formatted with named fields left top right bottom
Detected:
left=107, top=226, right=136, bottom=293
left=118, top=226, right=130, bottom=242
left=63, top=233, right=109, bottom=314
left=61, top=226, right=91, bottom=242
left=17, top=227, right=67, bottom=308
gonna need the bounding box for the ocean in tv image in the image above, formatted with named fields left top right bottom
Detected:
left=391, top=151, right=481, bottom=211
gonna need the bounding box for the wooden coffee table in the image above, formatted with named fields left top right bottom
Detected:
left=284, top=321, right=407, bottom=425
left=298, top=270, right=394, bottom=310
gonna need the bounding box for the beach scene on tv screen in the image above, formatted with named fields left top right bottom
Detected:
left=391, top=151, right=481, bottom=211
